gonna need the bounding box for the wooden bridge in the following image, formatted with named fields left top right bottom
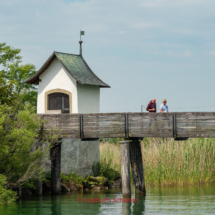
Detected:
left=41, top=112, right=215, bottom=139
left=37, top=112, right=215, bottom=197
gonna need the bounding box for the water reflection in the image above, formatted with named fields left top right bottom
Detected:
left=133, top=195, right=145, bottom=215
left=51, top=195, right=62, bottom=215
left=35, top=196, right=43, bottom=215
left=1, top=185, right=215, bottom=215
left=122, top=201, right=131, bottom=215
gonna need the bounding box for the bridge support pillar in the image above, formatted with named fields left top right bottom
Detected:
left=35, top=139, right=43, bottom=195
left=36, top=179, right=43, bottom=196
left=51, top=142, right=61, bottom=194
left=129, top=139, right=146, bottom=194
left=120, top=141, right=131, bottom=197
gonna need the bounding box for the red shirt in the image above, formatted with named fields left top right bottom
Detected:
left=146, top=101, right=156, bottom=112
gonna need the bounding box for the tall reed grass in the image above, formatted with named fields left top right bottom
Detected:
left=100, top=138, right=215, bottom=187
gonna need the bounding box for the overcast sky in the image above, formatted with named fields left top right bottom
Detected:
left=1, top=0, right=215, bottom=113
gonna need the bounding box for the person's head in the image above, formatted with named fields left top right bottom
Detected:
left=163, top=99, right=167, bottom=105
left=151, top=98, right=156, bottom=103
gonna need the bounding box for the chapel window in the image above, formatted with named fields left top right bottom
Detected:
left=48, top=93, right=70, bottom=113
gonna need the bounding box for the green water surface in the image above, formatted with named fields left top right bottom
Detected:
left=1, top=184, right=215, bottom=215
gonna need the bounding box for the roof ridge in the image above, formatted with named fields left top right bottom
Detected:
left=54, top=51, right=80, bottom=56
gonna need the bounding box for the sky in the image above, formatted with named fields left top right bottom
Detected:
left=1, top=0, right=215, bottom=113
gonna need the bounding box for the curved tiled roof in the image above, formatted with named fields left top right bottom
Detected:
left=25, top=51, right=110, bottom=88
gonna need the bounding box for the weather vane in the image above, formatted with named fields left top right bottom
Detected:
left=80, top=30, right=85, bottom=40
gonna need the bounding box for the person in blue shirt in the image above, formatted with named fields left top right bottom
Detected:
left=160, top=99, right=168, bottom=113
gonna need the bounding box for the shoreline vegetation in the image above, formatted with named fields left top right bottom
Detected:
left=50, top=137, right=215, bottom=195
left=100, top=137, right=215, bottom=187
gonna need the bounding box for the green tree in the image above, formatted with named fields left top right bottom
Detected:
left=0, top=43, right=59, bottom=204
left=0, top=42, right=21, bottom=66
left=0, top=72, right=18, bottom=106
left=0, top=103, right=60, bottom=204
left=0, top=103, right=59, bottom=186
left=0, top=43, right=37, bottom=107
left=0, top=174, right=17, bottom=204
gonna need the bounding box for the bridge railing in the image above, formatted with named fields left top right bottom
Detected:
left=40, top=112, right=215, bottom=138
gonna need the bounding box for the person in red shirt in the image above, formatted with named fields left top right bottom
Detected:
left=146, top=98, right=156, bottom=112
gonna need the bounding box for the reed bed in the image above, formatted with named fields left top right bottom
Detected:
left=99, top=138, right=215, bottom=187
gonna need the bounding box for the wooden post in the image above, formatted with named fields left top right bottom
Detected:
left=50, top=142, right=61, bottom=194
left=36, top=179, right=43, bottom=196
left=18, top=186, right=22, bottom=197
left=129, top=139, right=146, bottom=194
left=35, top=140, right=43, bottom=195
left=120, top=141, right=131, bottom=197
left=36, top=119, right=43, bottom=196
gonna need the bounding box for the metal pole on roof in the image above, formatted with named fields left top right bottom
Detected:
left=79, top=30, right=85, bottom=56
left=79, top=41, right=83, bottom=56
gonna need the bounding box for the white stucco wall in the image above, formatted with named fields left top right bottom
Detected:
left=37, top=57, right=101, bottom=177
left=37, top=58, right=78, bottom=114
left=77, top=82, right=100, bottom=113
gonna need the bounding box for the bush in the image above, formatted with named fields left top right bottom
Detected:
left=0, top=175, right=17, bottom=204
left=92, top=158, right=120, bottom=182
left=61, top=172, right=85, bottom=185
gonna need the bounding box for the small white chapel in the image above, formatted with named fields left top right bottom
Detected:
left=26, top=39, right=110, bottom=175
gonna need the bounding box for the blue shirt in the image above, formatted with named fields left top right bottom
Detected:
left=160, top=104, right=168, bottom=112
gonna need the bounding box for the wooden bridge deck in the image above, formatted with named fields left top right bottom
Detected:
left=40, top=112, right=215, bottom=139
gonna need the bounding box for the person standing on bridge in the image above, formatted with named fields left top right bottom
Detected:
left=146, top=98, right=156, bottom=113
left=160, top=99, right=169, bottom=113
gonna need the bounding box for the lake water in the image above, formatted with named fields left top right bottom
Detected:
left=1, top=184, right=215, bottom=215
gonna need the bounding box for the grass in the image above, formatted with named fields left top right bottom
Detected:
left=100, top=141, right=121, bottom=174
left=61, top=172, right=87, bottom=185
left=100, top=138, right=215, bottom=187
left=92, top=158, right=119, bottom=182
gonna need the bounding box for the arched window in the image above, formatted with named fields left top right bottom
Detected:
left=48, top=93, right=70, bottom=113
left=45, top=89, right=72, bottom=114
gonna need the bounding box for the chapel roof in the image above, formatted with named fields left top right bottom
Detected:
left=25, top=51, right=110, bottom=88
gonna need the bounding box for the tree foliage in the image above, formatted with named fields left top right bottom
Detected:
left=0, top=43, right=21, bottom=66
left=0, top=103, right=60, bottom=204
left=0, top=42, right=56, bottom=204
left=0, top=174, right=17, bottom=204
left=0, top=42, right=61, bottom=204
left=0, top=43, right=37, bottom=107
left=0, top=72, right=18, bottom=106
left=0, top=103, right=59, bottom=187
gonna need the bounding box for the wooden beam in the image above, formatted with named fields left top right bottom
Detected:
left=39, top=112, right=215, bottom=138
left=36, top=179, right=43, bottom=196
